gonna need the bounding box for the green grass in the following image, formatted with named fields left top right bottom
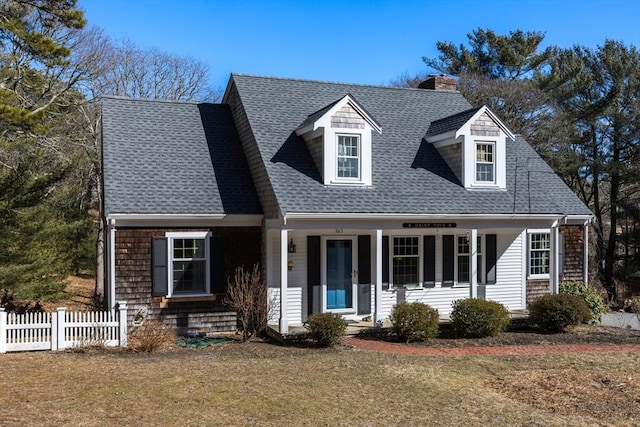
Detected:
left=1, top=342, right=637, bottom=426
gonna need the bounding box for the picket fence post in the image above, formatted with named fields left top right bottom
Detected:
left=0, top=308, right=6, bottom=354
left=57, top=306, right=67, bottom=350
left=117, top=301, right=128, bottom=347
left=51, top=311, right=58, bottom=351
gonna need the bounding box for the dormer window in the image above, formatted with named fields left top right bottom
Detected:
left=475, top=142, right=495, bottom=183
left=426, top=105, right=514, bottom=191
left=337, top=135, right=360, bottom=179
left=295, top=94, right=382, bottom=186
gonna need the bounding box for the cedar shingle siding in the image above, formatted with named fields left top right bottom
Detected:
left=115, top=227, right=261, bottom=334
left=560, top=225, right=585, bottom=281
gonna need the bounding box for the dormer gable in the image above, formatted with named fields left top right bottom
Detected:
left=426, top=105, right=515, bottom=190
left=295, top=94, right=381, bottom=186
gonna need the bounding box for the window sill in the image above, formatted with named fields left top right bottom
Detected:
left=329, top=180, right=367, bottom=186
left=159, top=294, right=219, bottom=307
left=527, top=275, right=550, bottom=281
left=389, top=285, right=422, bottom=291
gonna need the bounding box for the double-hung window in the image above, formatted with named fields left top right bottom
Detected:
left=392, top=237, right=419, bottom=287
left=167, top=231, right=210, bottom=296
left=475, top=143, right=495, bottom=183
left=457, top=236, right=470, bottom=284
left=529, top=232, right=550, bottom=277
left=337, top=135, right=360, bottom=179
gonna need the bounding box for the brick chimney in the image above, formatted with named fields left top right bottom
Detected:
left=418, top=74, right=457, bottom=91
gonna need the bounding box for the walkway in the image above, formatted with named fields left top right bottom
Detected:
left=344, top=337, right=640, bottom=356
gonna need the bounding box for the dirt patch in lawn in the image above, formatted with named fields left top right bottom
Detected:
left=491, top=369, right=640, bottom=421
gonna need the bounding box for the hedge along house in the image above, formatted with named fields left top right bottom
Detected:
left=102, top=74, right=593, bottom=335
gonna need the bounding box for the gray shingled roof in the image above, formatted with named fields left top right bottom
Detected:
left=230, top=74, right=592, bottom=216
left=102, top=97, right=261, bottom=215
left=426, top=106, right=481, bottom=137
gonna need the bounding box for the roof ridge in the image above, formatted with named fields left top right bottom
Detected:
left=101, top=95, right=216, bottom=106
left=231, top=73, right=460, bottom=93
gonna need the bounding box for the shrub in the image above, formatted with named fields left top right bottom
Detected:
left=224, top=264, right=267, bottom=341
left=390, top=302, right=439, bottom=342
left=528, top=293, right=591, bottom=333
left=306, top=313, right=347, bottom=347
left=623, top=297, right=640, bottom=314
left=450, top=298, right=510, bottom=338
left=560, top=280, right=607, bottom=323
left=129, top=319, right=176, bottom=352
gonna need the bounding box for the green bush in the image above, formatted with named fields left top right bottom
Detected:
left=450, top=298, right=510, bottom=338
left=528, top=293, right=591, bottom=333
left=390, top=302, right=439, bottom=342
left=306, top=313, right=347, bottom=347
left=560, top=280, right=607, bottom=323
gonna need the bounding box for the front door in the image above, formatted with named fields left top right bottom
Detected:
left=326, top=239, right=354, bottom=310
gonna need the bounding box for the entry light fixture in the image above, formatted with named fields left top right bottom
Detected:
left=288, top=238, right=296, bottom=254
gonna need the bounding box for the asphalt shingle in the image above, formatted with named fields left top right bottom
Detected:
left=102, top=97, right=261, bottom=216
left=230, top=74, right=592, bottom=217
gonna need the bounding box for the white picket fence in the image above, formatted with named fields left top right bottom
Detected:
left=0, top=302, right=127, bottom=353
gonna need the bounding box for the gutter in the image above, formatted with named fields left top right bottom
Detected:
left=283, top=212, right=566, bottom=223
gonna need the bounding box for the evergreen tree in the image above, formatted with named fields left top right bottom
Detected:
left=0, top=0, right=87, bottom=299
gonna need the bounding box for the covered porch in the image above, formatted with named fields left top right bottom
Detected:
left=266, top=214, right=590, bottom=334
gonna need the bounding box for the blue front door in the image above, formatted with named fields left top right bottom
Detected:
left=326, top=239, right=353, bottom=310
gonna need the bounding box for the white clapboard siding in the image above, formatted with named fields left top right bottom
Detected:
left=405, top=287, right=471, bottom=316
left=485, top=232, right=525, bottom=310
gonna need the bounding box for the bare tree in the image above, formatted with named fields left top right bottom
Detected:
left=70, top=28, right=220, bottom=300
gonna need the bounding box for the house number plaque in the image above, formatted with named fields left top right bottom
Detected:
left=402, top=223, right=457, bottom=228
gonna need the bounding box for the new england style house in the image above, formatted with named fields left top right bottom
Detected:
left=101, top=74, right=593, bottom=334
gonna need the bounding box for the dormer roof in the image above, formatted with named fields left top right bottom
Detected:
left=426, top=105, right=515, bottom=142
left=295, top=93, right=382, bottom=136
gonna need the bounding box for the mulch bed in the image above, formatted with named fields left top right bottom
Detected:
left=361, top=324, right=640, bottom=347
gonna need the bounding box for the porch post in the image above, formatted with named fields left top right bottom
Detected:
left=374, top=229, right=383, bottom=324
left=470, top=229, right=478, bottom=298
left=108, top=218, right=116, bottom=313
left=279, top=229, right=288, bottom=334
left=550, top=225, right=560, bottom=293
left=583, top=221, right=589, bottom=285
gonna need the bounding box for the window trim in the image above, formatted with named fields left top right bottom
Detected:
left=455, top=235, right=471, bottom=286
left=165, top=231, right=211, bottom=297
left=527, top=230, right=551, bottom=279
left=390, top=236, right=422, bottom=289
left=335, top=133, right=361, bottom=182
left=475, top=141, right=496, bottom=184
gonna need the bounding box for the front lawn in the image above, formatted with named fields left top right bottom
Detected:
left=1, top=340, right=638, bottom=426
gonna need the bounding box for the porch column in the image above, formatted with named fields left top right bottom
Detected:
left=279, top=229, right=288, bottom=333
left=550, top=225, right=560, bottom=293
left=374, top=229, right=383, bottom=324
left=108, top=218, right=116, bottom=313
left=470, top=229, right=478, bottom=299
left=583, top=221, right=589, bottom=284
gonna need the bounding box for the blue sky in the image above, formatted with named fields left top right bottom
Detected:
left=80, top=0, right=640, bottom=91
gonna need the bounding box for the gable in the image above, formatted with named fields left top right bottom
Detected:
left=331, top=103, right=365, bottom=129
left=470, top=112, right=501, bottom=136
